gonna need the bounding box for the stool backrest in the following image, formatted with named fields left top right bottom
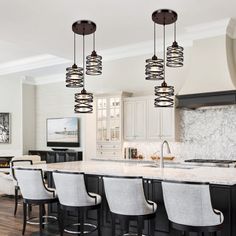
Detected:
left=14, top=168, right=54, bottom=200
left=162, top=181, right=221, bottom=227
left=10, top=160, right=33, bottom=185
left=53, top=171, right=97, bottom=207
left=103, top=176, right=153, bottom=216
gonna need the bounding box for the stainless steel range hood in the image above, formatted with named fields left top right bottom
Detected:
left=176, top=19, right=236, bottom=108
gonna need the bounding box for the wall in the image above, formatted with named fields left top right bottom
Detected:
left=22, top=83, right=36, bottom=154
left=125, top=105, right=236, bottom=161
left=0, top=76, right=23, bottom=156
left=35, top=82, right=96, bottom=160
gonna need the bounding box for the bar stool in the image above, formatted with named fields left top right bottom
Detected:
left=103, top=176, right=157, bottom=236
left=15, top=167, right=58, bottom=236
left=162, top=181, right=224, bottom=236
left=53, top=171, right=102, bottom=236
left=10, top=159, right=33, bottom=216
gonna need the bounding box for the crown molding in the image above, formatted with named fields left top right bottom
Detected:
left=185, top=18, right=232, bottom=40
left=0, top=54, right=70, bottom=76
left=32, top=73, right=65, bottom=85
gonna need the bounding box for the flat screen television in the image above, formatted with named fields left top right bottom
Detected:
left=46, top=117, right=80, bottom=147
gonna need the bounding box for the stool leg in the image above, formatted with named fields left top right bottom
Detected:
left=42, top=204, right=46, bottom=229
left=39, top=204, right=43, bottom=236
left=111, top=213, right=115, bottom=236
left=22, top=202, right=27, bottom=235
left=137, top=216, right=143, bottom=236
left=150, top=217, right=155, bottom=236
left=97, top=207, right=101, bottom=236
left=14, top=186, right=18, bottom=216
left=123, top=216, right=129, bottom=234
left=80, top=208, right=84, bottom=236
left=58, top=204, right=64, bottom=236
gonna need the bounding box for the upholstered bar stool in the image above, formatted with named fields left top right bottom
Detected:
left=10, top=159, right=33, bottom=216
left=162, top=181, right=224, bottom=236
left=15, top=168, right=58, bottom=236
left=103, top=176, right=157, bottom=236
left=53, top=171, right=102, bottom=236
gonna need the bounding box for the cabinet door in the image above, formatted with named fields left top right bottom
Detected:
left=97, top=98, right=108, bottom=142
left=134, top=100, right=146, bottom=140
left=108, top=97, right=121, bottom=142
left=147, top=99, right=161, bottom=140
left=161, top=108, right=174, bottom=139
left=124, top=101, right=135, bottom=140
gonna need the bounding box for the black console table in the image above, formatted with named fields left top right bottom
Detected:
left=28, top=150, right=82, bottom=163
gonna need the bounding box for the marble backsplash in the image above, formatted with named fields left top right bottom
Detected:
left=124, top=105, right=236, bottom=161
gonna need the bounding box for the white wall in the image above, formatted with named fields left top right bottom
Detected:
left=22, top=83, right=36, bottom=154
left=0, top=76, right=23, bottom=156
left=35, top=82, right=97, bottom=160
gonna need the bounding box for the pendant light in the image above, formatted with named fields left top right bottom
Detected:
left=166, top=22, right=184, bottom=67
left=73, top=20, right=96, bottom=113
left=151, top=9, right=178, bottom=107
left=66, top=33, right=83, bottom=88
left=145, top=23, right=164, bottom=80
left=86, top=33, right=102, bottom=75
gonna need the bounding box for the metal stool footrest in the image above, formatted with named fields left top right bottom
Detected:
left=64, top=222, right=97, bottom=234
left=27, top=215, right=57, bottom=225
left=123, top=234, right=147, bottom=236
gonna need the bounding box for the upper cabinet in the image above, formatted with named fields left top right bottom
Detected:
left=96, top=92, right=131, bottom=158
left=124, top=99, right=146, bottom=140
left=97, top=96, right=121, bottom=142
left=124, top=97, right=177, bottom=141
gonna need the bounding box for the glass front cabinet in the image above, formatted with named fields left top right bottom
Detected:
left=96, top=92, right=131, bottom=158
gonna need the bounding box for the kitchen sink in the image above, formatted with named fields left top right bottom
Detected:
left=141, top=164, right=195, bottom=170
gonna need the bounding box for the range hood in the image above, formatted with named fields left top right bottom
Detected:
left=177, top=19, right=236, bottom=108
left=176, top=90, right=236, bottom=109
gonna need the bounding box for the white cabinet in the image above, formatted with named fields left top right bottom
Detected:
left=124, top=97, right=176, bottom=141
left=124, top=100, right=146, bottom=140
left=96, top=92, right=131, bottom=158
left=147, top=99, right=161, bottom=140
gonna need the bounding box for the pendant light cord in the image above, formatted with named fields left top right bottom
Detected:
left=93, top=33, right=95, bottom=51
left=174, top=22, right=176, bottom=42
left=154, top=23, right=156, bottom=56
left=83, top=34, right=85, bottom=89
left=163, top=24, right=166, bottom=81
left=74, top=33, right=76, bottom=65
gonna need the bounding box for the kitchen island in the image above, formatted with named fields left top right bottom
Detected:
left=35, top=161, right=236, bottom=236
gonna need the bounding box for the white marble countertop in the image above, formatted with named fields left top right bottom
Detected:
left=31, top=160, right=236, bottom=186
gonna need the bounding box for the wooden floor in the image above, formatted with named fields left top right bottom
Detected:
left=0, top=195, right=60, bottom=236
left=0, top=196, right=110, bottom=236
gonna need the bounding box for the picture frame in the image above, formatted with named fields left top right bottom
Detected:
left=0, top=113, right=10, bottom=143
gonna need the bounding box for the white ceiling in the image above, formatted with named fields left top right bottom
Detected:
left=0, top=0, right=236, bottom=77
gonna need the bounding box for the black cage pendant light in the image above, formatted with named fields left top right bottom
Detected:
left=86, top=33, right=102, bottom=75
left=73, top=20, right=96, bottom=113
left=152, top=10, right=177, bottom=107
left=166, top=22, right=184, bottom=67
left=66, top=33, right=83, bottom=88
left=145, top=23, right=164, bottom=80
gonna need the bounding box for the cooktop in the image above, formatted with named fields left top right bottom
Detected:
left=185, top=159, right=236, bottom=164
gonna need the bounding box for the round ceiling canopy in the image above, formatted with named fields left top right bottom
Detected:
left=72, top=20, right=96, bottom=35
left=152, top=9, right=178, bottom=25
